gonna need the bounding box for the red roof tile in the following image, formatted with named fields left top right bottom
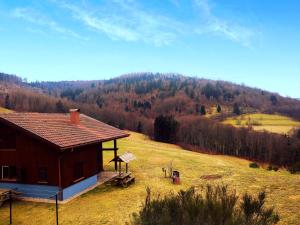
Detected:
left=0, top=113, right=129, bottom=149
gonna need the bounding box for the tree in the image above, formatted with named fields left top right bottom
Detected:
left=4, top=94, right=11, bottom=109
left=297, top=129, right=300, bottom=139
left=154, top=115, right=179, bottom=143
left=137, top=121, right=143, bottom=133
left=217, top=104, right=222, bottom=113
left=233, top=103, right=241, bottom=115
left=200, top=105, right=206, bottom=115
left=270, top=95, right=278, bottom=106
left=55, top=100, right=67, bottom=113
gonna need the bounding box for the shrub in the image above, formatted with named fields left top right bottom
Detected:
left=288, top=162, right=300, bottom=174
left=249, top=162, right=260, bottom=168
left=267, top=165, right=279, bottom=172
left=267, top=165, right=273, bottom=171
left=131, top=185, right=279, bottom=225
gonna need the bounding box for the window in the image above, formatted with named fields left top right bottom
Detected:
left=74, top=161, right=84, bottom=181
left=0, top=165, right=17, bottom=180
left=38, top=167, right=48, bottom=183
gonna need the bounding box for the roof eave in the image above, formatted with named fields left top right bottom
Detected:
left=59, top=133, right=130, bottom=151
left=0, top=117, right=62, bottom=151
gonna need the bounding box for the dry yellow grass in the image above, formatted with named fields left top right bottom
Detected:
left=223, top=113, right=300, bottom=134
left=0, top=132, right=300, bottom=224
left=0, top=107, right=12, bottom=113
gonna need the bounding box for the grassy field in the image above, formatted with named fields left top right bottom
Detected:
left=1, top=132, right=300, bottom=225
left=0, top=107, right=12, bottom=113
left=223, top=113, right=300, bottom=134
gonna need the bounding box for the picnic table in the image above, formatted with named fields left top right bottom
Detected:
left=113, top=172, right=135, bottom=187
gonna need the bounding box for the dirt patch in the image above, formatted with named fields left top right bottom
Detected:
left=200, top=174, right=222, bottom=180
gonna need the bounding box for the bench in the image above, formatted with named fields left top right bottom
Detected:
left=121, top=176, right=135, bottom=187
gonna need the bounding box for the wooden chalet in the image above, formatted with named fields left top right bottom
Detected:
left=0, top=109, right=129, bottom=201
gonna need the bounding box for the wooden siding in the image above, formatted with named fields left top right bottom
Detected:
left=0, top=122, right=59, bottom=186
left=60, top=144, right=99, bottom=188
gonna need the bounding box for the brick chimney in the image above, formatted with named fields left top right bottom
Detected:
left=70, top=109, right=80, bottom=124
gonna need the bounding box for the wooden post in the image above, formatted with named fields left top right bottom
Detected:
left=55, top=194, right=59, bottom=225
left=58, top=156, right=62, bottom=200
left=9, top=191, right=12, bottom=225
left=99, top=143, right=103, bottom=171
left=119, top=161, right=122, bottom=176
left=114, top=139, right=117, bottom=171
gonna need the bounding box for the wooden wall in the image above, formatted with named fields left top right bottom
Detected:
left=0, top=121, right=59, bottom=186
left=60, top=144, right=99, bottom=188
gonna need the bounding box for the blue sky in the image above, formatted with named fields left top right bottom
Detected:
left=0, top=0, right=299, bottom=98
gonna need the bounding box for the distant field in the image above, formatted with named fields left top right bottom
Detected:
left=1, top=132, right=300, bottom=225
left=223, top=113, right=300, bottom=134
left=0, top=107, right=12, bottom=113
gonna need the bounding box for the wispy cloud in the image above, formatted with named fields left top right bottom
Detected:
left=52, top=0, right=185, bottom=46
left=11, top=0, right=255, bottom=47
left=193, top=0, right=255, bottom=47
left=11, top=7, right=82, bottom=39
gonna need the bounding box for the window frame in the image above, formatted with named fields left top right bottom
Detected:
left=73, top=161, right=84, bottom=182
left=38, top=167, right=48, bottom=184
left=0, top=165, right=17, bottom=181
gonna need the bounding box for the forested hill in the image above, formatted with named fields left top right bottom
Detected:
left=1, top=72, right=300, bottom=125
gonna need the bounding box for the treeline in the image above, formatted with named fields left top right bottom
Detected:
left=0, top=72, right=24, bottom=84
left=155, top=115, right=300, bottom=168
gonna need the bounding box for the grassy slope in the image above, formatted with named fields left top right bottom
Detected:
left=1, top=132, right=300, bottom=225
left=223, top=113, right=300, bottom=134
left=0, top=107, right=12, bottom=113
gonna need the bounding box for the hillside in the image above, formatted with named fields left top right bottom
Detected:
left=1, top=72, right=300, bottom=133
left=0, top=132, right=299, bottom=224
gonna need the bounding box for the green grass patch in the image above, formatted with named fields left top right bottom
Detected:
left=223, top=113, right=300, bottom=134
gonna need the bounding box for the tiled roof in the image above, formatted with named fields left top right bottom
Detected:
left=0, top=113, right=129, bottom=149
left=110, top=152, right=136, bottom=163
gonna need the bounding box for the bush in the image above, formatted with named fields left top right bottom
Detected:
left=131, top=185, right=279, bottom=225
left=267, top=165, right=279, bottom=172
left=267, top=165, right=272, bottom=171
left=249, top=162, right=260, bottom=168
left=288, top=162, right=300, bottom=174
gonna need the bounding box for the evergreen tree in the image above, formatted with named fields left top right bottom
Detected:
left=217, top=104, right=222, bottom=113
left=154, top=115, right=179, bottom=143
left=4, top=94, right=11, bottom=109
left=55, top=100, right=67, bottom=113
left=200, top=105, right=206, bottom=115
left=270, top=95, right=278, bottom=105
left=233, top=103, right=241, bottom=115
left=137, top=121, right=143, bottom=133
